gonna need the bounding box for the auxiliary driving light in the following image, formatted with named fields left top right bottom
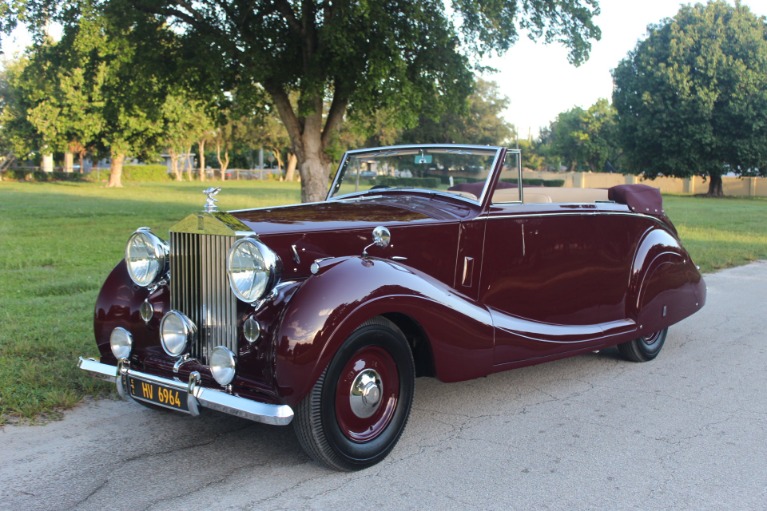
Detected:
left=109, top=327, right=133, bottom=360
left=210, top=346, right=236, bottom=386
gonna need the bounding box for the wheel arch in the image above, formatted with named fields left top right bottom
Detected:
left=381, top=312, right=436, bottom=378
left=628, top=226, right=705, bottom=334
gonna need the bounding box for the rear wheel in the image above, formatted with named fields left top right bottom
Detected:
left=618, top=328, right=668, bottom=362
left=293, top=317, right=415, bottom=471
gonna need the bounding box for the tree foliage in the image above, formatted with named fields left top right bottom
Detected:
left=398, top=78, right=514, bottom=146
left=538, top=98, right=619, bottom=171
left=0, top=57, right=38, bottom=161
left=612, top=1, right=767, bottom=195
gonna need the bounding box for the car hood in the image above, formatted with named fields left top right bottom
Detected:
left=231, top=194, right=474, bottom=236
left=228, top=194, right=471, bottom=283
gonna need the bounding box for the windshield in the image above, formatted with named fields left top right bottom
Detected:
left=328, top=145, right=503, bottom=202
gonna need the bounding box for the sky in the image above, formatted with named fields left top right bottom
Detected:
left=2, top=1, right=767, bottom=139
left=483, top=0, right=767, bottom=138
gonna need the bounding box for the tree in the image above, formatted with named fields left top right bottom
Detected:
left=3, top=42, right=66, bottom=171
left=398, top=79, right=514, bottom=146
left=3, top=0, right=600, bottom=201
left=91, top=6, right=173, bottom=187
left=0, top=59, right=35, bottom=171
left=161, top=90, right=214, bottom=181
left=0, top=57, right=41, bottom=165
left=517, top=138, right=545, bottom=171
left=22, top=26, right=108, bottom=173
left=612, top=1, right=767, bottom=196
left=539, top=99, right=619, bottom=171
left=1, top=3, right=177, bottom=186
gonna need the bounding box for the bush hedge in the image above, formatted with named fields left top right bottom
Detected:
left=1, top=164, right=172, bottom=183
left=121, top=165, right=172, bottom=182
left=0, top=169, right=87, bottom=182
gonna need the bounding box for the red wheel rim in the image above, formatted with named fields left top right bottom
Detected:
left=335, top=345, right=399, bottom=442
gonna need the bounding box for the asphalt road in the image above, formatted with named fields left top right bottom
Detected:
left=1, top=262, right=766, bottom=511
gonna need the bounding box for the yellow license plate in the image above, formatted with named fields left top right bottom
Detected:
left=128, top=377, right=188, bottom=411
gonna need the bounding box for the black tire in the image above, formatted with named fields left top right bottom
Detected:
left=293, top=317, right=415, bottom=471
left=618, top=328, right=668, bottom=362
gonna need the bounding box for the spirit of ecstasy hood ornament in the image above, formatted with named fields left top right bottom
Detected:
left=203, top=187, right=221, bottom=213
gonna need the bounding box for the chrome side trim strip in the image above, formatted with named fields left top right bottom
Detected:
left=490, top=313, right=636, bottom=344
left=78, top=357, right=294, bottom=426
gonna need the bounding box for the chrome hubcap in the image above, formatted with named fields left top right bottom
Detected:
left=349, top=369, right=383, bottom=418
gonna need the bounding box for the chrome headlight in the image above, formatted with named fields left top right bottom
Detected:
left=160, top=310, right=195, bottom=357
left=110, top=327, right=133, bottom=360
left=125, top=228, right=168, bottom=287
left=227, top=238, right=280, bottom=303
left=210, top=346, right=236, bottom=386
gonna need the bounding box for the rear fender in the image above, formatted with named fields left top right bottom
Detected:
left=629, top=228, right=706, bottom=334
left=274, top=257, right=494, bottom=407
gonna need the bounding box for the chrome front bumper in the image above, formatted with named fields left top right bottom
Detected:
left=78, top=357, right=294, bottom=426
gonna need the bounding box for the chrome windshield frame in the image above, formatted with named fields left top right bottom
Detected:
left=327, top=144, right=505, bottom=204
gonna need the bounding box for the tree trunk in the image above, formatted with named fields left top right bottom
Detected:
left=216, top=140, right=229, bottom=181
left=63, top=152, right=74, bottom=173
left=107, top=152, right=124, bottom=188
left=285, top=153, right=297, bottom=181
left=198, top=139, right=206, bottom=182
left=707, top=173, right=724, bottom=197
left=185, top=146, right=194, bottom=181
left=169, top=148, right=182, bottom=181
left=266, top=81, right=347, bottom=202
left=298, top=153, right=329, bottom=202
left=295, top=118, right=333, bottom=202
left=275, top=152, right=284, bottom=173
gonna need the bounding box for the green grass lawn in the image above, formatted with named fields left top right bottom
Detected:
left=664, top=195, right=767, bottom=272
left=0, top=181, right=765, bottom=424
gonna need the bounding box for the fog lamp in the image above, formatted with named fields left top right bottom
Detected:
left=110, top=327, right=133, bottom=360
left=210, top=346, right=236, bottom=386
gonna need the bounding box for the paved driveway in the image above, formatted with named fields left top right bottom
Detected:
left=1, top=262, right=765, bottom=511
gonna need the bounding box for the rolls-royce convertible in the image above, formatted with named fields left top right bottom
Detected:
left=79, top=144, right=706, bottom=470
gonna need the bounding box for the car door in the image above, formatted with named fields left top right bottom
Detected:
left=480, top=203, right=638, bottom=366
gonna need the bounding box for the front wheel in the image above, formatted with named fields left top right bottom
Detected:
left=293, top=317, right=415, bottom=471
left=618, top=328, right=668, bottom=362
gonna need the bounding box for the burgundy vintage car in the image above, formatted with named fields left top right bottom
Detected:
left=79, top=144, right=706, bottom=470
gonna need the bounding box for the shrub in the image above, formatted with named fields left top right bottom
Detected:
left=1, top=169, right=87, bottom=182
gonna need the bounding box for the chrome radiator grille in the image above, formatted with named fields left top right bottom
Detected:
left=170, top=232, right=238, bottom=364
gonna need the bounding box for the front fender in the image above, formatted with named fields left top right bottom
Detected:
left=274, top=257, right=494, bottom=407
left=93, top=261, right=168, bottom=364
